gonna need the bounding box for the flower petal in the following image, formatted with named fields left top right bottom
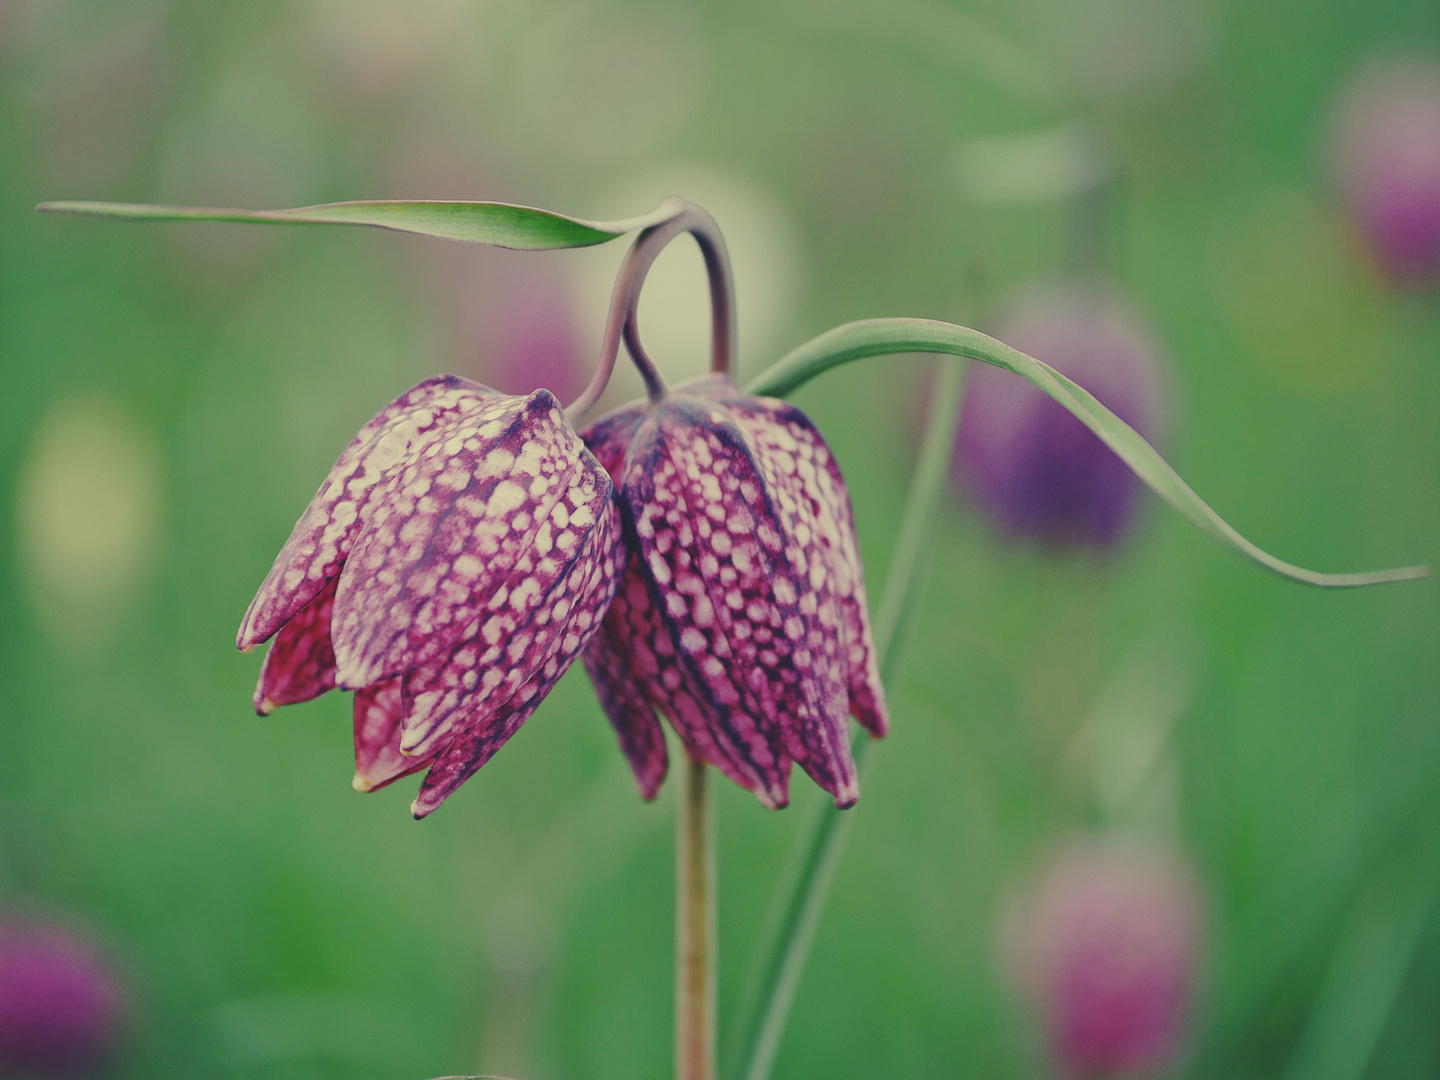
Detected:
left=690, top=393, right=857, bottom=805
left=579, top=401, right=647, bottom=485
left=590, top=554, right=788, bottom=803
left=331, top=389, right=608, bottom=691
left=583, top=401, right=793, bottom=807
left=716, top=388, right=888, bottom=739
left=580, top=562, right=670, bottom=801
left=410, top=498, right=627, bottom=818
left=253, top=576, right=339, bottom=715
left=376, top=442, right=615, bottom=759
left=623, top=397, right=834, bottom=808
left=238, top=375, right=495, bottom=650
left=352, top=677, right=433, bottom=792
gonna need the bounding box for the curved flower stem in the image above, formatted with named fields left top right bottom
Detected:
left=565, top=201, right=736, bottom=422
left=677, top=755, right=717, bottom=1080
left=725, top=357, right=968, bottom=1080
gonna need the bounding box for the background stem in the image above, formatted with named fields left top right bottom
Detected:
left=677, top=755, right=717, bottom=1080
left=725, top=356, right=968, bottom=1080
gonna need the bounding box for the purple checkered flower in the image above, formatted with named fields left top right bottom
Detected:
left=955, top=283, right=1165, bottom=551
left=1326, top=53, right=1440, bottom=284
left=238, top=374, right=624, bottom=818
left=578, top=374, right=888, bottom=810
left=0, top=916, right=124, bottom=1078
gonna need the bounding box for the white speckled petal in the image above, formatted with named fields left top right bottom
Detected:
left=581, top=406, right=779, bottom=803
left=352, top=677, right=433, bottom=793
left=410, top=496, right=626, bottom=818
left=713, top=386, right=888, bottom=739
left=580, top=554, right=670, bottom=801
left=331, top=389, right=608, bottom=690
left=624, top=397, right=839, bottom=807
left=238, top=375, right=496, bottom=650
left=385, top=438, right=615, bottom=759
left=253, top=576, right=338, bottom=715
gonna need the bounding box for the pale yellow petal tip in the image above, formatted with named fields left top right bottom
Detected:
left=255, top=698, right=276, bottom=716
left=409, top=798, right=424, bottom=819
left=240, top=644, right=256, bottom=654
left=352, top=772, right=374, bottom=793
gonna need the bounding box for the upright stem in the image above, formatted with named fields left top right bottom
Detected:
left=676, top=755, right=716, bottom=1080
left=565, top=201, right=736, bottom=423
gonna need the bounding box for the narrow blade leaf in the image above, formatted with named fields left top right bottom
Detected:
left=748, top=317, right=1430, bottom=588
left=36, top=196, right=685, bottom=250
left=726, top=357, right=967, bottom=1080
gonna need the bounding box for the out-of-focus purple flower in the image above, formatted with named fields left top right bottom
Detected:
left=0, top=917, right=124, bottom=1078
left=238, top=375, right=624, bottom=818
left=480, top=269, right=589, bottom=405
left=1326, top=54, right=1440, bottom=284
left=955, top=283, right=1165, bottom=550
left=1002, top=838, right=1202, bottom=1079
left=579, top=374, right=887, bottom=810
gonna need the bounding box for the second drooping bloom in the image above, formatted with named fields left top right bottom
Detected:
left=580, top=375, right=888, bottom=810
left=238, top=375, right=624, bottom=818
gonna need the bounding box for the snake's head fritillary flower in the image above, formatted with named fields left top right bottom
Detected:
left=237, top=375, right=624, bottom=818
left=1326, top=53, right=1440, bottom=284
left=0, top=915, right=125, bottom=1078
left=578, top=374, right=887, bottom=811
left=1001, top=839, right=1203, bottom=1080
left=955, top=283, right=1165, bottom=551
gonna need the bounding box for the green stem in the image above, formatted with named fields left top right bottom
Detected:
left=725, top=357, right=968, bottom=1080
left=677, top=756, right=717, bottom=1080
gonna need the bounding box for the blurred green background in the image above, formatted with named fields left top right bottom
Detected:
left=2, top=0, right=1438, bottom=1077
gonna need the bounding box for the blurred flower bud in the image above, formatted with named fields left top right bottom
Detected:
left=0, top=917, right=124, bottom=1078
left=954, top=283, right=1166, bottom=550
left=1325, top=53, right=1440, bottom=283
left=1001, top=838, right=1202, bottom=1079
left=480, top=268, right=588, bottom=405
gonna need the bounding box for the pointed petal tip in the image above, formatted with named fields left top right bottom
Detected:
left=833, top=783, right=859, bottom=810
left=352, top=772, right=374, bottom=793
left=254, top=697, right=275, bottom=717
left=239, top=643, right=256, bottom=654
left=754, top=784, right=790, bottom=811
left=409, top=797, right=435, bottom=820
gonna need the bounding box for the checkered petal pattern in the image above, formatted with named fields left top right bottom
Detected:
left=579, top=375, right=889, bottom=809
left=240, top=376, right=622, bottom=818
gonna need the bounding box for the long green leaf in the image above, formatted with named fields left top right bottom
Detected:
left=1280, top=848, right=1437, bottom=1080
left=35, top=196, right=685, bottom=250
left=748, top=317, right=1429, bottom=587
left=729, top=314, right=1431, bottom=1080
left=725, top=357, right=967, bottom=1080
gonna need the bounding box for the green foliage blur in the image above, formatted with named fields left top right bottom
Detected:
left=2, top=0, right=1438, bottom=1078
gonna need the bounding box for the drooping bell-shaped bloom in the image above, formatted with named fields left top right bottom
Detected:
left=955, top=283, right=1165, bottom=551
left=238, top=375, right=624, bottom=818
left=0, top=916, right=124, bottom=1078
left=1325, top=53, right=1440, bottom=284
left=579, top=374, right=887, bottom=810
left=1000, top=839, right=1203, bottom=1079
